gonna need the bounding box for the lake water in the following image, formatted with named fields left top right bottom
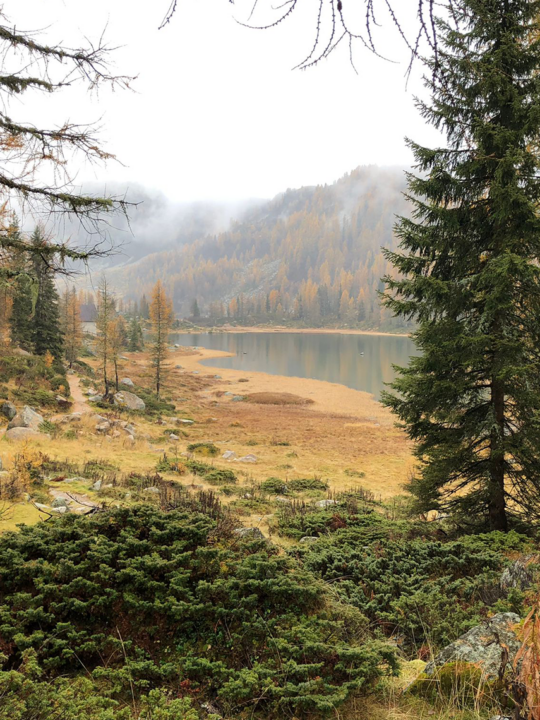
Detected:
left=169, top=331, right=416, bottom=399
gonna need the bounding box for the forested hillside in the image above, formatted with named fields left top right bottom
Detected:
left=109, top=166, right=410, bottom=330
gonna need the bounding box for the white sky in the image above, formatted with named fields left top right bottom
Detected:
left=8, top=0, right=443, bottom=203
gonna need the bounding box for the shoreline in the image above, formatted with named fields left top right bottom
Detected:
left=175, top=346, right=397, bottom=425
left=175, top=325, right=411, bottom=339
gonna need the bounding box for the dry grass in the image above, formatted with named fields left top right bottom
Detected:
left=0, top=344, right=414, bottom=534
left=245, top=392, right=315, bottom=406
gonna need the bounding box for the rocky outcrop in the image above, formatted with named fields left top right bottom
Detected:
left=113, top=391, right=146, bottom=411
left=120, top=378, right=134, bottom=387
left=8, top=406, right=44, bottom=432
left=424, top=613, right=521, bottom=678
left=500, top=555, right=538, bottom=592
left=234, top=527, right=265, bottom=540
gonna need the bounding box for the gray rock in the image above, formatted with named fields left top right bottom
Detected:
left=8, top=406, right=44, bottom=431
left=234, top=527, right=265, bottom=540
left=89, top=395, right=103, bottom=403
left=232, top=395, right=245, bottom=402
left=315, top=499, right=338, bottom=508
left=120, top=378, right=134, bottom=387
left=51, top=497, right=68, bottom=508
left=125, top=435, right=136, bottom=444
left=113, top=391, right=146, bottom=411
left=222, top=450, right=236, bottom=460
left=34, top=502, right=50, bottom=511
left=214, top=375, right=222, bottom=379
left=92, top=480, right=102, bottom=491
left=168, top=433, right=179, bottom=441
left=178, top=419, right=194, bottom=425
left=56, top=395, right=70, bottom=407
left=96, top=421, right=110, bottom=432
left=500, top=555, right=538, bottom=592
left=68, top=413, right=82, bottom=422
left=1, top=402, right=16, bottom=421
left=224, top=392, right=233, bottom=396
left=51, top=505, right=68, bottom=514
left=124, top=423, right=136, bottom=436
left=5, top=427, right=44, bottom=441
left=144, top=486, right=160, bottom=494
left=275, top=496, right=291, bottom=504
left=175, top=365, right=183, bottom=369
left=424, top=612, right=521, bottom=678
left=236, top=454, right=257, bottom=463
left=300, top=536, right=319, bottom=543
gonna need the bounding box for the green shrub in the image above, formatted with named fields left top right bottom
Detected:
left=204, top=468, right=237, bottom=485
left=300, top=527, right=532, bottom=652
left=187, top=442, right=219, bottom=457
left=185, top=459, right=213, bottom=476
left=0, top=506, right=397, bottom=716
left=288, top=477, right=329, bottom=492
left=261, top=477, right=288, bottom=494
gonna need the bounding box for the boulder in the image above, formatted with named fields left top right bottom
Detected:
left=5, top=427, right=44, bottom=441
left=424, top=613, right=521, bottom=678
left=232, top=395, right=245, bottom=402
left=300, top=536, right=319, bottom=543
left=8, top=406, right=44, bottom=432
left=89, top=395, right=103, bottom=403
left=1, top=402, right=16, bottom=421
left=51, top=506, right=68, bottom=514
left=120, top=378, right=134, bottom=387
left=51, top=497, right=69, bottom=508
left=144, top=486, right=160, bottom=494
left=234, top=527, right=265, bottom=540
left=169, top=433, right=179, bottom=441
left=92, top=480, right=102, bottom=491
left=96, top=421, right=110, bottom=433
left=235, top=454, right=257, bottom=463
left=500, top=555, right=538, bottom=592
left=178, top=419, right=194, bottom=425
left=315, top=499, right=338, bottom=508
left=222, top=450, right=236, bottom=460
left=113, top=391, right=146, bottom=412
left=56, top=395, right=70, bottom=407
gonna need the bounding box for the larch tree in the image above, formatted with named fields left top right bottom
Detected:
left=0, top=13, right=133, bottom=281
left=150, top=281, right=174, bottom=398
left=61, top=286, right=83, bottom=369
left=382, top=0, right=540, bottom=531
left=96, top=277, right=116, bottom=397
left=109, top=316, right=127, bottom=391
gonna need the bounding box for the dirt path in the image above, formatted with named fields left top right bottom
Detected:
left=67, top=374, right=89, bottom=414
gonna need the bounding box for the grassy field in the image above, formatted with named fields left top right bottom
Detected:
left=0, top=345, right=413, bottom=535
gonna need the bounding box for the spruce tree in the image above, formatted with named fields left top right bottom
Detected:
left=383, top=0, right=540, bottom=531
left=9, top=224, right=34, bottom=352
left=30, top=228, right=64, bottom=360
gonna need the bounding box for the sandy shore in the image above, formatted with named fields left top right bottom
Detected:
left=213, top=325, right=411, bottom=338
left=176, top=346, right=396, bottom=425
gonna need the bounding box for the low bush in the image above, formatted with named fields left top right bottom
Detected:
left=261, top=477, right=289, bottom=494
left=0, top=506, right=397, bottom=717
left=204, top=468, right=237, bottom=485
left=288, top=477, right=329, bottom=492
left=187, top=442, right=219, bottom=457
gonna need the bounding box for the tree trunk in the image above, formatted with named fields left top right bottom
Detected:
left=489, top=379, right=508, bottom=531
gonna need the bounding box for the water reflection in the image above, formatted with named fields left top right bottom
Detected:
left=169, top=332, right=416, bottom=399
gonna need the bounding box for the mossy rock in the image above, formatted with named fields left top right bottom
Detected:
left=408, top=662, right=507, bottom=706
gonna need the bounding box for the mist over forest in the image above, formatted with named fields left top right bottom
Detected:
left=94, top=165, right=410, bottom=331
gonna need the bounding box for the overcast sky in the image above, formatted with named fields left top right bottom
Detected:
left=8, top=0, right=443, bottom=203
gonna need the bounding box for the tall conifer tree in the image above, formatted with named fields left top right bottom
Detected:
left=383, top=0, right=540, bottom=531
left=30, top=227, right=63, bottom=360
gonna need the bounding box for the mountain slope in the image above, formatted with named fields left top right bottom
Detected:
left=109, top=165, right=411, bottom=330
